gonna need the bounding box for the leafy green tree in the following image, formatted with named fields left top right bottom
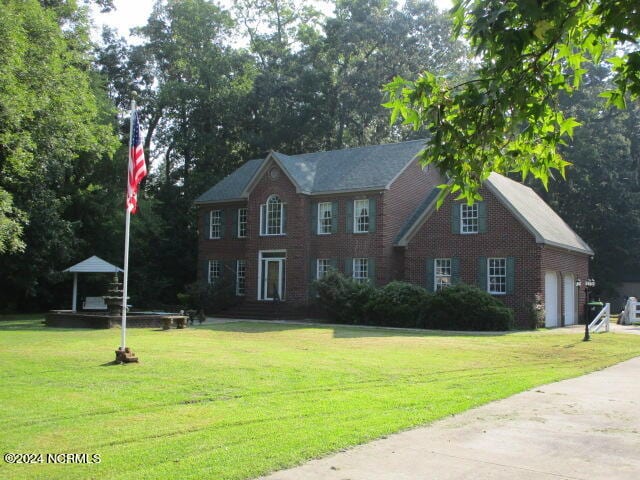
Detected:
left=384, top=0, right=640, bottom=203
left=0, top=0, right=119, bottom=309
left=533, top=63, right=640, bottom=296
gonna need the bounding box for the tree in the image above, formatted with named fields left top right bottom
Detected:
left=384, top=0, right=640, bottom=204
left=0, top=0, right=119, bottom=309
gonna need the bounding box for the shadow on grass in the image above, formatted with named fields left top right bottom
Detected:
left=200, top=319, right=518, bottom=338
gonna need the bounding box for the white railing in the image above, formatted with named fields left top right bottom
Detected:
left=620, top=297, right=639, bottom=325
left=589, top=302, right=610, bottom=333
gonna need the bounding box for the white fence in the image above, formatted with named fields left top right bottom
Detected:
left=620, top=297, right=639, bottom=325
left=589, top=303, right=610, bottom=333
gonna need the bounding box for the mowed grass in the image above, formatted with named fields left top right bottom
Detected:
left=1, top=316, right=640, bottom=480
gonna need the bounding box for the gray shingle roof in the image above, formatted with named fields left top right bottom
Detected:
left=486, top=173, right=593, bottom=255
left=63, top=255, right=123, bottom=273
left=276, top=140, right=426, bottom=193
left=395, top=173, right=593, bottom=255
left=195, top=140, right=426, bottom=203
left=195, top=159, right=264, bottom=204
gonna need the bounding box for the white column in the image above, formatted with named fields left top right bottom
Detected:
left=72, top=272, right=78, bottom=312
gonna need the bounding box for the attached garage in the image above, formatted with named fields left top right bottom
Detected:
left=545, top=271, right=559, bottom=327
left=563, top=274, right=576, bottom=325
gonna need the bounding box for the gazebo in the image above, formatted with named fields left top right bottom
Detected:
left=63, top=256, right=123, bottom=311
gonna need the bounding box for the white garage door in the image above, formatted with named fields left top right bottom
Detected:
left=545, top=271, right=558, bottom=327
left=563, top=274, right=576, bottom=325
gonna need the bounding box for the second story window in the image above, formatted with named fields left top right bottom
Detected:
left=354, top=199, right=369, bottom=233
left=460, top=204, right=478, bottom=234
left=260, top=195, right=284, bottom=235
left=210, top=210, right=222, bottom=239
left=317, top=202, right=332, bottom=234
left=238, top=208, right=248, bottom=238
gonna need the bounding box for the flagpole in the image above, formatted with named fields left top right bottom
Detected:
left=121, top=99, right=135, bottom=351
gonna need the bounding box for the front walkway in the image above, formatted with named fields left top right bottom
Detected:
left=260, top=356, right=640, bottom=480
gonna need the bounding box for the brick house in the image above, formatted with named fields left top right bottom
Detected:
left=195, top=140, right=593, bottom=328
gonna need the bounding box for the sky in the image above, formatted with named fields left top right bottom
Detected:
left=91, top=0, right=453, bottom=43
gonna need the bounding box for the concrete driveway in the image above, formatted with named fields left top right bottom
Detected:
left=261, top=356, right=640, bottom=480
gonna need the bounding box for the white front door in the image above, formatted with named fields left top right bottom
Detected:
left=545, top=271, right=558, bottom=327
left=259, top=251, right=286, bottom=300
left=563, top=274, right=576, bottom=325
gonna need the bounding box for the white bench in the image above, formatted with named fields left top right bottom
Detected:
left=83, top=296, right=107, bottom=310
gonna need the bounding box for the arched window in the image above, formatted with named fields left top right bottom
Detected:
left=260, top=194, right=285, bottom=235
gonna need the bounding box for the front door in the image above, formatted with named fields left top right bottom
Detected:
left=259, top=252, right=285, bottom=300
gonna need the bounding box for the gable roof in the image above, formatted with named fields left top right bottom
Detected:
left=485, top=173, right=593, bottom=255
left=395, top=173, right=594, bottom=255
left=195, top=159, right=264, bottom=204
left=195, top=140, right=426, bottom=203
left=63, top=255, right=123, bottom=273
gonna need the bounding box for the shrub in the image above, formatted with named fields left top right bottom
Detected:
left=181, top=279, right=237, bottom=314
left=365, top=281, right=431, bottom=328
left=314, top=270, right=375, bottom=324
left=419, top=284, right=514, bottom=331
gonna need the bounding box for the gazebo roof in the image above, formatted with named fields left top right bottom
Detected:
left=63, top=255, right=123, bottom=273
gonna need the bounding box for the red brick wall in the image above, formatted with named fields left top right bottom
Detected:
left=198, top=201, right=248, bottom=283
left=384, top=160, right=443, bottom=282
left=308, top=191, right=384, bottom=286
left=404, top=186, right=542, bottom=327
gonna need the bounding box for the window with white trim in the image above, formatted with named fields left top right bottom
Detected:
left=238, top=208, right=247, bottom=238
left=208, top=260, right=221, bottom=284
left=435, top=258, right=452, bottom=291
left=354, top=199, right=369, bottom=233
left=460, top=204, right=478, bottom=234
left=317, top=202, right=332, bottom=234
left=353, top=258, right=369, bottom=283
left=317, top=259, right=331, bottom=279
left=236, top=260, right=246, bottom=296
left=260, top=195, right=284, bottom=235
left=210, top=210, right=222, bottom=239
left=488, top=258, right=507, bottom=294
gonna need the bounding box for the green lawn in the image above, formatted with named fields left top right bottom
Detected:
left=1, top=316, right=640, bottom=480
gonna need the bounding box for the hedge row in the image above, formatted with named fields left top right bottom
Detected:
left=314, top=271, right=514, bottom=331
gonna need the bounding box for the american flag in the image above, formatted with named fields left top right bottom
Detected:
left=127, top=110, right=147, bottom=214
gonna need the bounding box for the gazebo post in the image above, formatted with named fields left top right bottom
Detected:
left=72, top=272, right=78, bottom=312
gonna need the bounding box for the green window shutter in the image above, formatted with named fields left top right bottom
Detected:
left=203, top=260, right=209, bottom=284
left=231, top=209, right=238, bottom=239
left=329, top=258, right=337, bottom=271
left=451, top=204, right=460, bottom=234
left=219, top=210, right=226, bottom=239
left=281, top=204, right=287, bottom=234
left=368, top=198, right=377, bottom=233
left=506, top=257, right=516, bottom=294
left=309, top=257, right=317, bottom=298
left=368, top=258, right=376, bottom=285
left=203, top=211, right=210, bottom=240
left=426, top=258, right=434, bottom=292
left=478, top=201, right=487, bottom=233
left=260, top=204, right=266, bottom=235
left=451, top=257, right=461, bottom=285
left=331, top=201, right=339, bottom=233
left=345, top=257, right=353, bottom=278
left=311, top=202, right=318, bottom=235
left=346, top=201, right=354, bottom=233
left=478, top=257, right=487, bottom=291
